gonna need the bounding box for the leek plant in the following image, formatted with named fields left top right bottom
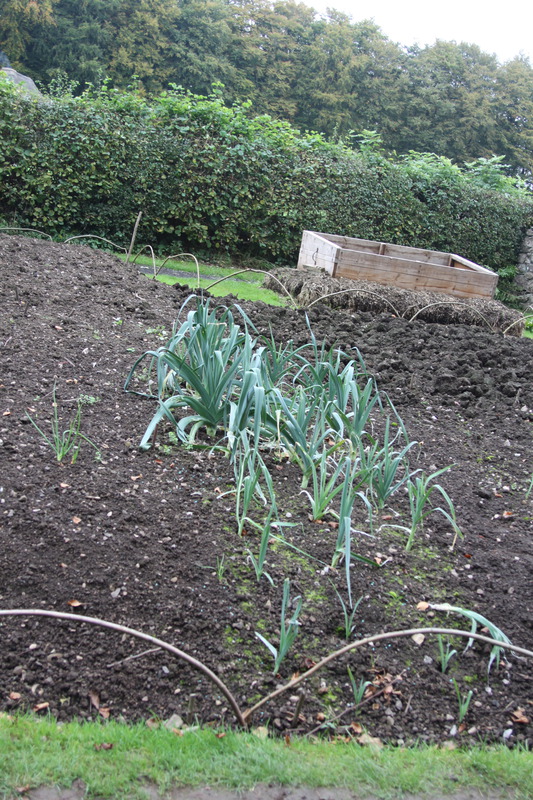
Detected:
left=331, top=463, right=377, bottom=570
left=125, top=296, right=260, bottom=448
left=272, top=387, right=335, bottom=485
left=405, top=468, right=463, bottom=552
left=437, top=635, right=457, bottom=673
left=430, top=603, right=512, bottom=672
left=246, top=511, right=275, bottom=585
left=233, top=431, right=277, bottom=534
left=326, top=372, right=380, bottom=446
left=26, top=386, right=100, bottom=464
left=452, top=679, right=473, bottom=723
left=255, top=579, right=303, bottom=673
left=301, top=450, right=347, bottom=521
left=258, top=331, right=304, bottom=385
left=332, top=585, right=364, bottom=639
left=347, top=666, right=371, bottom=707
left=368, top=419, right=417, bottom=510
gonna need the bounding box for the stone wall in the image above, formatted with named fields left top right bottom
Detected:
left=516, top=227, right=533, bottom=309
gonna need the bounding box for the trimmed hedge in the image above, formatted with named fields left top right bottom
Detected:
left=1, top=80, right=532, bottom=271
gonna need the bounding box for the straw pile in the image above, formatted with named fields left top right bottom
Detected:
left=264, top=268, right=525, bottom=336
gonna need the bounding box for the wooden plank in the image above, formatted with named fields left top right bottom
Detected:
left=338, top=250, right=497, bottom=292
left=450, top=254, right=496, bottom=276
left=313, top=232, right=381, bottom=254
left=313, top=232, right=454, bottom=264
left=382, top=243, right=451, bottom=266
left=297, top=231, right=340, bottom=275
left=336, top=265, right=495, bottom=298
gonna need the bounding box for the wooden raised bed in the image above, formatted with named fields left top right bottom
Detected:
left=297, top=231, right=498, bottom=300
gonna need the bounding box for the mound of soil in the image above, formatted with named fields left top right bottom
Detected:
left=1, top=235, right=532, bottom=747
left=264, top=268, right=524, bottom=335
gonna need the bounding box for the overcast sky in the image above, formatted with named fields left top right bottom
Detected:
left=310, top=0, right=533, bottom=64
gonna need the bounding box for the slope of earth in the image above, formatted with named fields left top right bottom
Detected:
left=0, top=235, right=532, bottom=748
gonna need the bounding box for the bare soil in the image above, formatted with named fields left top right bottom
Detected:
left=21, top=779, right=513, bottom=800
left=1, top=234, right=532, bottom=753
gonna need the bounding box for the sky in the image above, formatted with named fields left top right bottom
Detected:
left=309, top=0, right=533, bottom=64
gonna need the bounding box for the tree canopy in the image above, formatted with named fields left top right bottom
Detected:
left=1, top=0, right=533, bottom=177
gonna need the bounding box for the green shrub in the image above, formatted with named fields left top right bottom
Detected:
left=0, top=78, right=531, bottom=273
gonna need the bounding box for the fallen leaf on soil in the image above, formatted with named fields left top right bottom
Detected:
left=68, top=599, right=83, bottom=607
left=358, top=732, right=383, bottom=749
left=72, top=516, right=81, bottom=524
left=316, top=712, right=326, bottom=722
left=89, top=690, right=100, bottom=709
left=99, top=707, right=110, bottom=719
left=284, top=734, right=291, bottom=746
left=411, top=633, right=425, bottom=646
left=33, top=702, right=49, bottom=712
left=215, top=732, right=226, bottom=738
left=417, top=601, right=429, bottom=610
left=9, top=692, right=21, bottom=700
left=130, top=474, right=142, bottom=481
left=15, top=785, right=31, bottom=794
left=350, top=722, right=363, bottom=734
left=59, top=482, right=70, bottom=488
left=382, top=514, right=393, bottom=520
left=252, top=727, right=269, bottom=739
left=145, top=717, right=160, bottom=730
left=511, top=708, right=530, bottom=724
left=94, top=743, right=114, bottom=751
left=502, top=510, right=515, bottom=519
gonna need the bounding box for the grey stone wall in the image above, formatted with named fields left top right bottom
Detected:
left=516, top=227, right=533, bottom=309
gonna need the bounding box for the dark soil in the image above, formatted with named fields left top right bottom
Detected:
left=1, top=234, right=532, bottom=748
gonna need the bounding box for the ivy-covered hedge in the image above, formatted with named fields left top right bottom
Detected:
left=1, top=79, right=532, bottom=272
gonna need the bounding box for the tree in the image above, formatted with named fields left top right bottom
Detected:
left=0, top=0, right=57, bottom=66
left=494, top=56, right=533, bottom=177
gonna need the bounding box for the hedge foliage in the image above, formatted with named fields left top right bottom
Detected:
left=1, top=79, right=532, bottom=272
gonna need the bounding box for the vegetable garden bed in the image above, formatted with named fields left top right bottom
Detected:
left=0, top=235, right=531, bottom=749
left=298, top=231, right=499, bottom=300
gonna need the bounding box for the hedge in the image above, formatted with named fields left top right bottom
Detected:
left=1, top=79, right=532, bottom=272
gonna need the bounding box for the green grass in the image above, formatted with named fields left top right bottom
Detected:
left=0, top=715, right=531, bottom=799
left=120, top=253, right=270, bottom=283
left=119, top=251, right=288, bottom=305
left=152, top=273, right=288, bottom=306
